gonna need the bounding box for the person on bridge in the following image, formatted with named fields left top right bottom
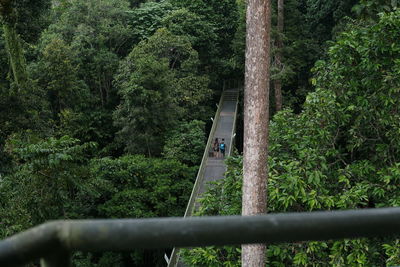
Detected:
left=213, top=138, right=220, bottom=158
left=220, top=139, right=226, bottom=158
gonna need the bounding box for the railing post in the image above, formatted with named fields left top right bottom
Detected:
left=40, top=250, right=71, bottom=267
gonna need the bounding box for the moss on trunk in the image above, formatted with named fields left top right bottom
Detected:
left=1, top=0, right=28, bottom=91
left=3, top=21, right=27, bottom=90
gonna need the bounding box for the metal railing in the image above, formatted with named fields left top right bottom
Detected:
left=3, top=80, right=398, bottom=266
left=1, top=207, right=400, bottom=266
left=223, top=79, right=242, bottom=157
left=167, top=87, right=227, bottom=266
left=184, top=90, right=225, bottom=218
left=168, top=81, right=240, bottom=266
left=227, top=87, right=240, bottom=157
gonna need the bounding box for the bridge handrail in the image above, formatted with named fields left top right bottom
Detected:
left=167, top=86, right=227, bottom=266
left=184, top=90, right=225, bottom=218
left=168, top=81, right=240, bottom=266
left=227, top=86, right=240, bottom=157
left=1, top=207, right=400, bottom=266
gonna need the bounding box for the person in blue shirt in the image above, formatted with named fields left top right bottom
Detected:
left=219, top=139, right=226, bottom=158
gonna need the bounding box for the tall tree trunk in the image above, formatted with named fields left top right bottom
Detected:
left=1, top=0, right=28, bottom=91
left=242, top=0, right=271, bottom=266
left=274, top=0, right=284, bottom=112
left=3, top=23, right=28, bottom=90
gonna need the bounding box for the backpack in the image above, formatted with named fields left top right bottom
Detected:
left=220, top=143, right=225, bottom=150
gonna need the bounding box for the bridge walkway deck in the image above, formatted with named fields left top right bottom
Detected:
left=168, top=86, right=239, bottom=267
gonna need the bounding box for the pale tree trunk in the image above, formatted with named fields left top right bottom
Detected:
left=1, top=0, right=28, bottom=91
left=274, top=0, right=284, bottom=112
left=242, top=0, right=271, bottom=266
left=3, top=22, right=28, bottom=90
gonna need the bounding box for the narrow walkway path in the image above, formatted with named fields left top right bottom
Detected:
left=197, top=90, right=238, bottom=201
left=168, top=87, right=239, bottom=267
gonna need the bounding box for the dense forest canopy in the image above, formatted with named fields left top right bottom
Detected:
left=0, top=0, right=399, bottom=266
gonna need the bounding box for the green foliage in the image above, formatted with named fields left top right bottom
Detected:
left=2, top=22, right=27, bottom=90
left=91, top=154, right=194, bottom=218
left=58, top=110, right=118, bottom=155
left=0, top=0, right=51, bottom=43
left=182, top=157, right=243, bottom=266
left=161, top=8, right=218, bottom=67
left=312, top=10, right=400, bottom=167
left=170, top=0, right=238, bottom=57
left=0, top=135, right=100, bottom=237
left=228, top=0, right=359, bottom=111
left=128, top=0, right=147, bottom=8
left=183, top=10, right=400, bottom=266
left=44, top=0, right=133, bottom=105
left=163, top=120, right=206, bottom=166
left=114, top=28, right=210, bottom=155
left=170, top=0, right=239, bottom=81
left=0, top=0, right=50, bottom=91
left=273, top=0, right=358, bottom=111
left=29, top=0, right=136, bottom=150
left=228, top=0, right=245, bottom=75
left=0, top=85, right=51, bottom=172
left=4, top=0, right=400, bottom=266
left=14, top=0, right=51, bottom=43
left=72, top=251, right=128, bottom=267
left=353, top=0, right=398, bottom=20
left=383, top=240, right=400, bottom=266
left=128, top=0, right=176, bottom=44
left=28, top=38, right=118, bottom=150
left=0, top=135, right=195, bottom=266
left=305, top=0, right=357, bottom=41
left=88, top=154, right=195, bottom=266
left=31, top=38, right=89, bottom=116
left=0, top=27, right=7, bottom=86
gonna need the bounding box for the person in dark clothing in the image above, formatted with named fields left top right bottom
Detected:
left=213, top=138, right=220, bottom=157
